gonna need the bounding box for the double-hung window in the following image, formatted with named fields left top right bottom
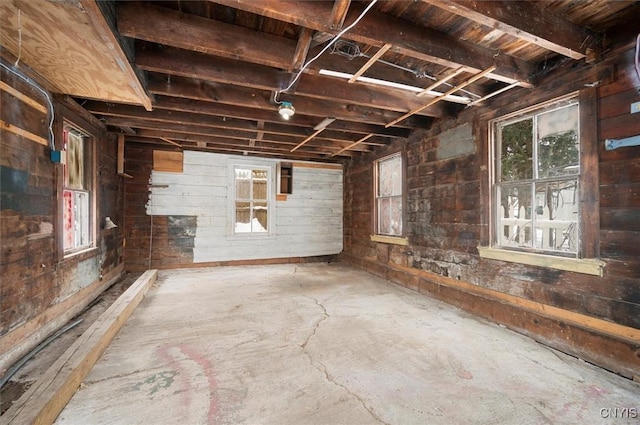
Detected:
left=493, top=95, right=580, bottom=255
left=62, top=125, right=94, bottom=254
left=374, top=153, right=403, bottom=237
left=234, top=166, right=270, bottom=234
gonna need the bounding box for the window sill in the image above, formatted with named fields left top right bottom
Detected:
left=371, top=235, right=408, bottom=246
left=477, top=246, right=605, bottom=276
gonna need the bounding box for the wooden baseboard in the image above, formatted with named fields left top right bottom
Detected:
left=125, top=254, right=339, bottom=272
left=0, top=264, right=124, bottom=376
left=2, top=269, right=158, bottom=425
left=340, top=252, right=640, bottom=379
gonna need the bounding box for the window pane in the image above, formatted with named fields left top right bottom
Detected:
left=252, top=202, right=268, bottom=232
left=390, top=196, right=403, bottom=236
left=497, top=184, right=532, bottom=248
left=534, top=180, right=578, bottom=252
left=499, top=119, right=533, bottom=182
left=537, top=105, right=579, bottom=178
left=235, top=169, right=251, bottom=199
left=253, top=179, right=267, bottom=200
left=66, top=131, right=85, bottom=190
left=235, top=201, right=251, bottom=233
left=378, top=197, right=391, bottom=234
left=378, top=155, right=401, bottom=196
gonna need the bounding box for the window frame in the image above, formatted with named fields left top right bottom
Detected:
left=372, top=152, right=407, bottom=243
left=229, top=163, right=275, bottom=238
left=62, top=122, right=96, bottom=256
left=482, top=89, right=603, bottom=276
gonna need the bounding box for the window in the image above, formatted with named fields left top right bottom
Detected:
left=492, top=96, right=580, bottom=255
left=234, top=166, right=270, bottom=234
left=63, top=125, right=93, bottom=253
left=374, top=153, right=403, bottom=237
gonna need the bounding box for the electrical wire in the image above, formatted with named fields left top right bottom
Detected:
left=0, top=61, right=56, bottom=150
left=635, top=33, right=640, bottom=83
left=275, top=0, right=378, bottom=103
left=329, top=40, right=481, bottom=99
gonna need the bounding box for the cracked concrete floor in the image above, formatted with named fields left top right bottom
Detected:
left=55, top=263, right=639, bottom=425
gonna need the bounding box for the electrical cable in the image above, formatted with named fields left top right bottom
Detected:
left=635, top=33, right=640, bottom=83
left=274, top=0, right=378, bottom=103
left=0, top=61, right=56, bottom=150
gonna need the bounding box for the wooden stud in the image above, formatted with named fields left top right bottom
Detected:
left=348, top=43, right=392, bottom=83
left=0, top=80, right=47, bottom=114
left=416, top=67, right=465, bottom=97
left=0, top=119, right=48, bottom=146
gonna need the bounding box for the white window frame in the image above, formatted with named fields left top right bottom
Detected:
left=373, top=153, right=406, bottom=243
left=229, top=163, right=275, bottom=237
left=482, top=92, right=604, bottom=276
left=62, top=124, right=95, bottom=255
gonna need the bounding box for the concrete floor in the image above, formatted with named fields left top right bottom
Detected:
left=55, top=263, right=639, bottom=425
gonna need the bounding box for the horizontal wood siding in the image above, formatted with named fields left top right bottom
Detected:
left=129, top=150, right=342, bottom=266
left=341, top=39, right=640, bottom=378
left=0, top=63, right=123, bottom=373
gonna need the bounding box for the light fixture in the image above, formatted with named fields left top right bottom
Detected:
left=103, top=217, right=117, bottom=230
left=278, top=102, right=295, bottom=120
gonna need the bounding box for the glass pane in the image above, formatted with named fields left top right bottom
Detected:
left=252, top=202, right=268, bottom=232
left=378, top=197, right=391, bottom=234
left=235, top=169, right=251, bottom=199
left=537, top=104, right=579, bottom=178
left=534, top=180, right=578, bottom=252
left=499, top=119, right=533, bottom=182
left=390, top=196, right=403, bottom=236
left=235, top=201, right=251, bottom=233
left=497, top=184, right=532, bottom=248
left=66, top=131, right=85, bottom=190
left=253, top=179, right=267, bottom=200
left=63, top=190, right=74, bottom=250
left=74, top=191, right=90, bottom=247
left=378, top=155, right=401, bottom=196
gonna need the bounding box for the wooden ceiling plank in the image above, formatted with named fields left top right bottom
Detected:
left=136, top=45, right=446, bottom=120
left=117, top=2, right=296, bottom=69
left=386, top=66, right=496, bottom=128
left=330, top=0, right=352, bottom=30
left=348, top=43, right=392, bottom=83
left=420, top=0, right=599, bottom=60
left=416, top=67, right=466, bottom=97
left=208, top=0, right=534, bottom=85
left=290, top=27, right=314, bottom=72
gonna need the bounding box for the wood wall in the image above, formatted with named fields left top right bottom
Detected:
left=0, top=61, right=124, bottom=374
left=341, top=38, right=640, bottom=379
left=123, top=149, right=343, bottom=270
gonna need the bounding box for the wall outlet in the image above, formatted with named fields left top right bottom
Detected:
left=631, top=101, right=640, bottom=114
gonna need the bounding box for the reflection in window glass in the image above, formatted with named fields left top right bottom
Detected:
left=494, top=98, right=580, bottom=255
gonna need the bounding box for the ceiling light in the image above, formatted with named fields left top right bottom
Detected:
left=278, top=102, right=295, bottom=120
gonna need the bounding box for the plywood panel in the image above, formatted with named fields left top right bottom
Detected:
left=0, top=0, right=150, bottom=107
left=153, top=150, right=183, bottom=173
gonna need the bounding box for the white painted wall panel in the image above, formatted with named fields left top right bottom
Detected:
left=147, top=152, right=343, bottom=263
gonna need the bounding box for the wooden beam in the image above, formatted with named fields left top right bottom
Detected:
left=331, top=133, right=374, bottom=157
left=330, top=0, right=351, bottom=30
left=160, top=137, right=183, bottom=148
left=290, top=27, right=314, bottom=72
left=416, top=67, right=465, bottom=97
left=0, top=119, right=48, bottom=146
left=348, top=43, right=392, bottom=83
left=467, top=82, right=520, bottom=106
left=0, top=80, right=47, bottom=114
left=386, top=66, right=496, bottom=127
left=291, top=128, right=326, bottom=152
left=117, top=2, right=296, bottom=70
left=420, top=0, right=599, bottom=60
left=136, top=45, right=446, bottom=120
left=146, top=74, right=440, bottom=126
left=1, top=270, right=157, bottom=425
left=209, top=0, right=534, bottom=85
